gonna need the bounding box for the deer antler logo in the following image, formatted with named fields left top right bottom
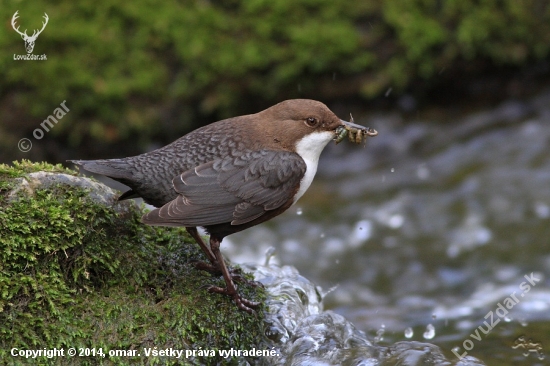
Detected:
left=11, top=11, right=49, bottom=54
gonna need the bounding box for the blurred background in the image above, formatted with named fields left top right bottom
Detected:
left=2, top=0, right=550, bottom=364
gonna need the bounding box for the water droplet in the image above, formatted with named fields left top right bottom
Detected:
left=388, top=214, right=404, bottom=229
left=504, top=316, right=512, bottom=322
left=385, top=88, right=393, bottom=97
left=416, top=164, right=430, bottom=180
left=374, top=324, right=385, bottom=343
left=404, top=327, right=413, bottom=338
left=390, top=168, right=395, bottom=173
left=351, top=220, right=373, bottom=243
left=534, top=202, right=550, bottom=218
left=423, top=324, right=435, bottom=339
left=432, top=313, right=437, bottom=320
left=264, top=247, right=276, bottom=266
left=520, top=320, right=528, bottom=327
left=296, top=208, right=303, bottom=215
left=320, top=232, right=325, bottom=238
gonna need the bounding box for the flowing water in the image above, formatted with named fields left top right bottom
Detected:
left=225, top=90, right=550, bottom=365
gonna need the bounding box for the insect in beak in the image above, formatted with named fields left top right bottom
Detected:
left=334, top=114, right=378, bottom=144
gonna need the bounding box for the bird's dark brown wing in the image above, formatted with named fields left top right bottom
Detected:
left=142, top=150, right=306, bottom=227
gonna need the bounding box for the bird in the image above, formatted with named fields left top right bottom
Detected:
left=70, top=99, right=377, bottom=313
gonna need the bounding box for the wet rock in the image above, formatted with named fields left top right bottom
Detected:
left=8, top=171, right=118, bottom=205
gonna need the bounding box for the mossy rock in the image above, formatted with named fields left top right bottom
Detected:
left=0, top=160, right=267, bottom=365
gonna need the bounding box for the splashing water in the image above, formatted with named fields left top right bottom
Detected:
left=374, top=324, right=385, bottom=343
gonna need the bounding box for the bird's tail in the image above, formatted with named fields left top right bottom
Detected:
left=68, top=159, right=140, bottom=201
left=68, top=159, right=133, bottom=180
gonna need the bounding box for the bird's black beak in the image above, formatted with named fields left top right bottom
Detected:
left=334, top=117, right=378, bottom=144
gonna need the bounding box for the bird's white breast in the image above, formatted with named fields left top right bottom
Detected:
left=293, top=131, right=334, bottom=203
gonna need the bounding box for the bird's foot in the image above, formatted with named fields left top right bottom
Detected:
left=201, top=236, right=263, bottom=313
left=193, top=260, right=236, bottom=275
left=193, top=260, right=216, bottom=272
left=193, top=261, right=262, bottom=287
left=207, top=285, right=261, bottom=314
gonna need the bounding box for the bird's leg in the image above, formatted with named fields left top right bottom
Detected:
left=186, top=227, right=259, bottom=286
left=206, top=236, right=261, bottom=313
left=186, top=227, right=217, bottom=265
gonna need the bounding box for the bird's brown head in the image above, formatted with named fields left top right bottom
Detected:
left=253, top=99, right=377, bottom=151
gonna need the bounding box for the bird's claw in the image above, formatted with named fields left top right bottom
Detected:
left=207, top=285, right=261, bottom=314
left=193, top=261, right=261, bottom=286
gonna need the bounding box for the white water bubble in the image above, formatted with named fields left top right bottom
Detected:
left=388, top=214, right=404, bottom=229
left=350, top=220, right=373, bottom=245
left=520, top=319, right=528, bottom=327
left=416, top=164, right=430, bottom=180
left=534, top=202, right=550, bottom=218
left=423, top=324, right=435, bottom=339
left=404, top=327, right=413, bottom=339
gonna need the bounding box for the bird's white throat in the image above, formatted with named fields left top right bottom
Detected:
left=293, top=131, right=334, bottom=203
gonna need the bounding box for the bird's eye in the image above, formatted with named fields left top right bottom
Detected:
left=305, top=117, right=318, bottom=127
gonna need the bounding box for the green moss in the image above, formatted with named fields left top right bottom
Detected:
left=0, top=161, right=266, bottom=365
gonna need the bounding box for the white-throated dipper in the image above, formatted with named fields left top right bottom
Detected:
left=70, top=99, right=377, bottom=313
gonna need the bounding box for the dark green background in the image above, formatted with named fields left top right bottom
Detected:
left=1, top=0, right=550, bottom=162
